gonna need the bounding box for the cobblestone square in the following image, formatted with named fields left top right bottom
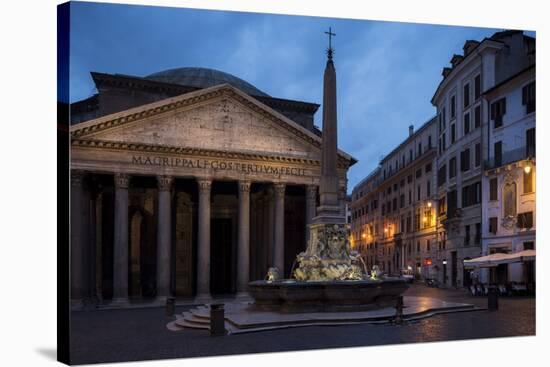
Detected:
left=70, top=284, right=535, bottom=365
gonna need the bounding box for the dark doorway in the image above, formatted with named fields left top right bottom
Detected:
left=210, top=217, right=235, bottom=295
left=490, top=264, right=508, bottom=284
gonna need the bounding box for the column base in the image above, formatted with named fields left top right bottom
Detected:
left=235, top=291, right=253, bottom=302
left=194, top=293, right=213, bottom=305
left=110, top=297, right=129, bottom=308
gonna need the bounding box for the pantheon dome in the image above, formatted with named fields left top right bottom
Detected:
left=145, top=67, right=270, bottom=97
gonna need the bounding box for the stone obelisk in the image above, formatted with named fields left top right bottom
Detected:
left=313, top=28, right=345, bottom=225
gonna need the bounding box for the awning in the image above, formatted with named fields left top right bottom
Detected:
left=463, top=250, right=536, bottom=268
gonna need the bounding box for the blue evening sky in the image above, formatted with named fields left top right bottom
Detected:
left=69, top=1, right=534, bottom=191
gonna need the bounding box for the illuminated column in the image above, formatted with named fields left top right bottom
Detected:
left=237, top=180, right=251, bottom=295
left=156, top=175, right=174, bottom=302
left=196, top=178, right=212, bottom=301
left=113, top=173, right=129, bottom=304
left=273, top=183, right=286, bottom=275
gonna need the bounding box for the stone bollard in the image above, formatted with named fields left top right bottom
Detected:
left=165, top=297, right=175, bottom=317
left=488, top=287, right=499, bottom=311
left=210, top=304, right=226, bottom=336
left=394, top=296, right=404, bottom=324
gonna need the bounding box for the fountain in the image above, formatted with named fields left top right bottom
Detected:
left=248, top=28, right=408, bottom=312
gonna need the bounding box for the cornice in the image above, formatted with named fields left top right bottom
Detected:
left=71, top=138, right=359, bottom=168
left=70, top=84, right=355, bottom=168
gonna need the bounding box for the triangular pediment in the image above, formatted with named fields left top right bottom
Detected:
left=71, top=84, right=356, bottom=165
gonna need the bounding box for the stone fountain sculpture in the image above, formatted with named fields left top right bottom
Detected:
left=248, top=29, right=408, bottom=311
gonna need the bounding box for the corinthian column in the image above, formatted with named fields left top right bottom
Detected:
left=196, top=178, right=212, bottom=301
left=113, top=173, right=129, bottom=305
left=71, top=170, right=90, bottom=307
left=156, top=175, right=174, bottom=302
left=273, top=183, right=286, bottom=276
left=237, top=180, right=251, bottom=295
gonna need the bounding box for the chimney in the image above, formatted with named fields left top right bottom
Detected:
left=442, top=67, right=452, bottom=78
left=409, top=125, right=414, bottom=136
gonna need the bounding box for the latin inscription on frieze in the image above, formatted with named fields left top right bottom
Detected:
left=131, top=155, right=306, bottom=177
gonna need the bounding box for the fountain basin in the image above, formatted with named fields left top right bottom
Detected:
left=248, top=278, right=409, bottom=312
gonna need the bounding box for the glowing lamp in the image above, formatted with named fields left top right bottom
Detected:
left=524, top=165, right=532, bottom=174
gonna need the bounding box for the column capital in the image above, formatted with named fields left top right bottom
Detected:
left=157, top=175, right=174, bottom=191
left=114, top=173, right=130, bottom=189
left=71, top=170, right=86, bottom=187
left=239, top=180, right=252, bottom=193
left=306, top=185, right=318, bottom=199
left=273, top=182, right=286, bottom=198
left=197, top=178, right=212, bottom=193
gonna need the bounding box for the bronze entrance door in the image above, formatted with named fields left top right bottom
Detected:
left=210, top=217, right=235, bottom=295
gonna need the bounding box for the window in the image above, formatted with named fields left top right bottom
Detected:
left=462, top=182, right=481, bottom=207
left=416, top=169, right=422, bottom=178
left=442, top=132, right=446, bottom=150
left=475, top=143, right=481, bottom=167
left=407, top=174, right=412, bottom=183
left=526, top=128, right=535, bottom=157
left=400, top=179, right=405, bottom=188
left=524, top=170, right=533, bottom=194
left=418, top=142, right=422, bottom=156
left=417, top=185, right=421, bottom=201
left=406, top=214, right=411, bottom=232
left=489, top=217, right=498, bottom=234
left=393, top=183, right=398, bottom=191
left=474, top=75, right=481, bottom=100
left=474, top=105, right=481, bottom=128
left=465, top=225, right=470, bottom=246
left=522, top=81, right=535, bottom=114
left=447, top=190, right=457, bottom=218
left=451, top=124, right=456, bottom=144
left=517, top=212, right=534, bottom=229
left=460, top=148, right=470, bottom=172
left=438, top=165, right=447, bottom=187
left=425, top=163, right=432, bottom=173
left=494, top=141, right=502, bottom=167
left=427, top=240, right=431, bottom=252
left=491, top=98, right=506, bottom=128
left=428, top=135, right=432, bottom=149
left=417, top=241, right=420, bottom=252
left=382, top=203, right=386, bottom=215
left=449, top=157, right=457, bottom=179
left=475, top=223, right=481, bottom=244
left=426, top=180, right=431, bottom=197
left=408, top=190, right=412, bottom=204
left=393, top=198, right=397, bottom=211
left=523, top=241, right=534, bottom=250
left=463, top=83, right=470, bottom=108
left=439, top=195, right=447, bottom=215
left=451, top=95, right=456, bottom=119
left=400, top=194, right=405, bottom=208
left=490, top=178, right=498, bottom=201
left=464, top=112, right=470, bottom=135
left=409, top=149, right=413, bottom=163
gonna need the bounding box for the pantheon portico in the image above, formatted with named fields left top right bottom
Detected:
left=70, top=68, right=356, bottom=307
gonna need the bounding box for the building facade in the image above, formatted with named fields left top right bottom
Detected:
left=69, top=68, right=356, bottom=307
left=351, top=119, right=438, bottom=278
left=351, top=30, right=535, bottom=288
left=480, top=65, right=536, bottom=285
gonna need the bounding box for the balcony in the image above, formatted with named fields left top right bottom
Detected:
left=484, top=146, right=535, bottom=170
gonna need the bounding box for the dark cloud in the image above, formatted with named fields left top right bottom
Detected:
left=70, top=2, right=523, bottom=191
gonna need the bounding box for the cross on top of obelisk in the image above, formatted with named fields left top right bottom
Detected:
left=324, top=27, right=336, bottom=59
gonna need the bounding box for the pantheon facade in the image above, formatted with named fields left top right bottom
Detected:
left=70, top=68, right=355, bottom=307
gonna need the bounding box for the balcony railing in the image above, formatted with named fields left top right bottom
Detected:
left=484, top=146, right=535, bottom=170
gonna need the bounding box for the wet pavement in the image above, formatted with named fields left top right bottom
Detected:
left=69, top=283, right=535, bottom=365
